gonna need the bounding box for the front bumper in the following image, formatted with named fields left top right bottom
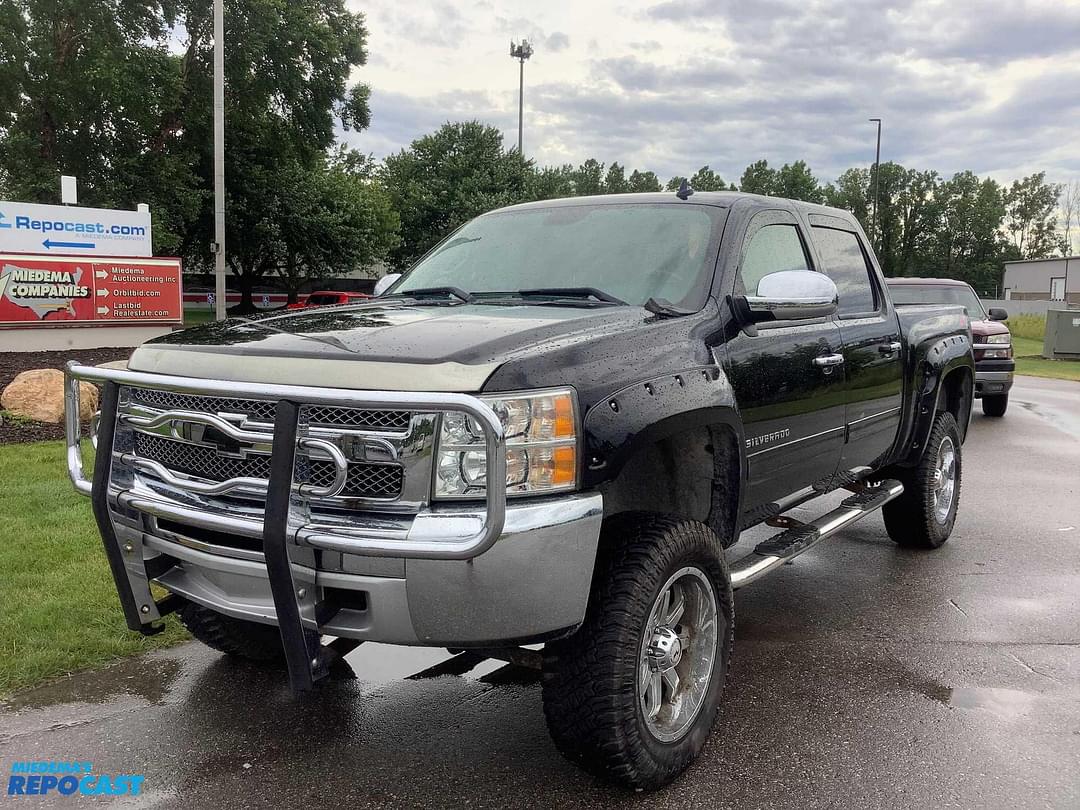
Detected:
left=64, top=363, right=602, bottom=689
left=974, top=360, right=1014, bottom=398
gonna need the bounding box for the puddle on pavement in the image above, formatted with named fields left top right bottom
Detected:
left=341, top=642, right=540, bottom=689
left=2, top=656, right=181, bottom=712
left=922, top=684, right=1036, bottom=720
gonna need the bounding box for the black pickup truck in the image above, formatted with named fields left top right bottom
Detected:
left=64, top=191, right=973, bottom=790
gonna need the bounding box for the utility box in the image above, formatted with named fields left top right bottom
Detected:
left=1043, top=309, right=1080, bottom=359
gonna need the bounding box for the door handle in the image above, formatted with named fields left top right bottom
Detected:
left=812, top=353, right=845, bottom=368
left=879, top=341, right=902, bottom=355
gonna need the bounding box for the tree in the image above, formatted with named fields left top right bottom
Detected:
left=665, top=175, right=687, bottom=191
left=1004, top=172, right=1065, bottom=259
left=0, top=0, right=203, bottom=254
left=272, top=149, right=399, bottom=302
left=381, top=121, right=533, bottom=267
left=627, top=169, right=662, bottom=192
left=774, top=161, right=822, bottom=203
left=603, top=162, right=628, bottom=194
left=1061, top=180, right=1080, bottom=256
left=572, top=159, right=605, bottom=195
left=738, top=160, right=777, bottom=195
left=175, top=0, right=374, bottom=309
left=929, top=171, right=1008, bottom=293
left=529, top=164, right=576, bottom=200
left=689, top=165, right=728, bottom=191
left=824, top=168, right=870, bottom=227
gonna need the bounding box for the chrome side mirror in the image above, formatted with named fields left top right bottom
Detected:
left=739, top=270, right=838, bottom=323
left=373, top=273, right=402, bottom=297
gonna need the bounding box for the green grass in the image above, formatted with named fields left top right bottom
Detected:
left=183, top=308, right=215, bottom=326
left=0, top=441, right=188, bottom=698
left=1007, top=313, right=1047, bottom=341
left=1010, top=335, right=1080, bottom=382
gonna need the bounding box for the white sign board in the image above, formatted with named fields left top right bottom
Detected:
left=0, top=200, right=152, bottom=257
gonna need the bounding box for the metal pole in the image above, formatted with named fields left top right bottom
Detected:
left=869, top=118, right=881, bottom=249
left=213, top=0, right=226, bottom=321
left=517, top=57, right=524, bottom=153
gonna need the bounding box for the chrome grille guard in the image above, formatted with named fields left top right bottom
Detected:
left=63, top=362, right=507, bottom=561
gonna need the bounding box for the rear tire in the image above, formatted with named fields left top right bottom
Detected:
left=982, top=394, right=1008, bottom=417
left=882, top=411, right=962, bottom=549
left=179, top=601, right=287, bottom=664
left=541, top=513, right=734, bottom=790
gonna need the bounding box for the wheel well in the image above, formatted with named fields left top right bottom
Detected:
left=597, top=424, right=741, bottom=547
left=939, top=367, right=972, bottom=441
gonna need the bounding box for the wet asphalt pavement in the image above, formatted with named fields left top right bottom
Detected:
left=2, top=376, right=1078, bottom=809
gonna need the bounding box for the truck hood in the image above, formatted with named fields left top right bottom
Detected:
left=970, top=318, right=1010, bottom=339
left=129, top=301, right=658, bottom=392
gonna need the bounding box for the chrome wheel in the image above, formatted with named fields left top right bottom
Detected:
left=932, top=435, right=957, bottom=524
left=638, top=566, right=718, bottom=743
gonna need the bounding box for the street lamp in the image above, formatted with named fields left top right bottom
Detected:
left=213, top=0, right=226, bottom=321
left=510, top=40, right=534, bottom=154
left=869, top=118, right=882, bottom=249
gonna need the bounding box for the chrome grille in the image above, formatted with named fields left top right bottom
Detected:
left=134, top=433, right=403, bottom=499
left=129, top=388, right=411, bottom=431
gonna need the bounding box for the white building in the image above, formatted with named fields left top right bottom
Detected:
left=1002, top=256, right=1079, bottom=304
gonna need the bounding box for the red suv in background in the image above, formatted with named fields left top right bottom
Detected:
left=887, top=278, right=1013, bottom=417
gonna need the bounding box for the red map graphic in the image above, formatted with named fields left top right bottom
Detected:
left=0, top=254, right=182, bottom=325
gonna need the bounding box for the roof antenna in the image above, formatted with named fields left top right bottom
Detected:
left=676, top=178, right=694, bottom=200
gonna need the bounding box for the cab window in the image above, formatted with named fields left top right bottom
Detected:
left=736, top=224, right=812, bottom=295
left=810, top=227, right=877, bottom=315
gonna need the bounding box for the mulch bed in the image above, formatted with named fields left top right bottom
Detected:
left=0, top=347, right=131, bottom=444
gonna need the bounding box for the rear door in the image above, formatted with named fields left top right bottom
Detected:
left=723, top=209, right=847, bottom=513
left=806, top=215, right=903, bottom=472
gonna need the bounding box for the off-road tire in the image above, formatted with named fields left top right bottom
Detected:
left=541, top=513, right=734, bottom=790
left=981, top=394, right=1008, bottom=417
left=179, top=601, right=286, bottom=663
left=883, top=411, right=962, bottom=549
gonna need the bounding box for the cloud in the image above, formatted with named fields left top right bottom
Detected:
left=350, top=0, right=1080, bottom=186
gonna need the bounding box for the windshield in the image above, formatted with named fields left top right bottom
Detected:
left=889, top=283, right=986, bottom=319
left=392, top=203, right=726, bottom=309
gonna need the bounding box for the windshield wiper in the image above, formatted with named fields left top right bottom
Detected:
left=389, top=286, right=475, bottom=303
left=517, top=287, right=627, bottom=305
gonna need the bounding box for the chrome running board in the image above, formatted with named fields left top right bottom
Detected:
left=730, top=480, right=904, bottom=589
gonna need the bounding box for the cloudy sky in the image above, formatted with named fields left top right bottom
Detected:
left=342, top=0, right=1080, bottom=187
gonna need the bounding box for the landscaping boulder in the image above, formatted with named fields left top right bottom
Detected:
left=1, top=369, right=98, bottom=424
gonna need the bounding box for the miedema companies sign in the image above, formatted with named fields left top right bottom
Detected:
left=0, top=254, right=182, bottom=325
left=0, top=200, right=152, bottom=256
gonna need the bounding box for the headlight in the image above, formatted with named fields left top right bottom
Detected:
left=980, top=347, right=1011, bottom=359
left=984, top=333, right=1011, bottom=344
left=434, top=388, right=578, bottom=498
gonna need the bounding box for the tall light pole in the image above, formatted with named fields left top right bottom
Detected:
left=213, top=0, right=226, bottom=321
left=510, top=40, right=533, bottom=153
left=869, top=118, right=882, bottom=249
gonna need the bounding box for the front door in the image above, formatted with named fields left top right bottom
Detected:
left=723, top=210, right=847, bottom=516
left=807, top=217, right=903, bottom=472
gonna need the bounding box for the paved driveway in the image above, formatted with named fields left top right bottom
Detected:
left=2, top=376, right=1078, bottom=808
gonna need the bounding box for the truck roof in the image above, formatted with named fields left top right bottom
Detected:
left=491, top=191, right=858, bottom=221
left=885, top=278, right=973, bottom=287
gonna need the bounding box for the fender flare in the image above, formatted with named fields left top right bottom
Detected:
left=581, top=365, right=746, bottom=515
left=896, top=333, right=974, bottom=465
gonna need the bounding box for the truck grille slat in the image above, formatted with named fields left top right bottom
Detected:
left=134, top=432, right=403, bottom=500
left=129, top=388, right=410, bottom=431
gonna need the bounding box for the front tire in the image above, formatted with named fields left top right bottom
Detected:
left=882, top=411, right=962, bottom=549
left=541, top=514, right=734, bottom=790
left=982, top=394, right=1008, bottom=417
left=179, top=601, right=287, bottom=664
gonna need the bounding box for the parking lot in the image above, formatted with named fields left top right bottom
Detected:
left=2, top=376, right=1077, bottom=809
